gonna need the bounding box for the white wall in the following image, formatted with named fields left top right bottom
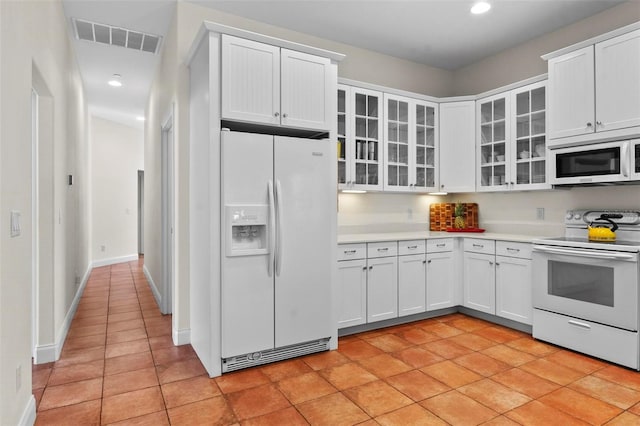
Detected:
left=91, top=116, right=143, bottom=264
left=0, top=0, right=88, bottom=424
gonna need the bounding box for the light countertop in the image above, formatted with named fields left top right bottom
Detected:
left=338, top=231, right=542, bottom=245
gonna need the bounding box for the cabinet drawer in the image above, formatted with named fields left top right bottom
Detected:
left=464, top=238, right=495, bottom=255
left=426, top=238, right=454, bottom=253
left=338, top=243, right=366, bottom=261
left=367, top=241, right=398, bottom=258
left=398, top=239, right=426, bottom=255
left=496, top=241, right=532, bottom=259
left=533, top=309, right=639, bottom=370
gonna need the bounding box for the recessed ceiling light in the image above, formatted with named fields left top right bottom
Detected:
left=471, top=1, right=491, bottom=14
left=136, top=116, right=145, bottom=121
left=108, top=74, right=122, bottom=87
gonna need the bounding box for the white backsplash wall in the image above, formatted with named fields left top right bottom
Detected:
left=338, top=186, right=640, bottom=237
left=338, top=192, right=446, bottom=233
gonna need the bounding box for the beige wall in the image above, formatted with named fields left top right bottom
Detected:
left=0, top=0, right=88, bottom=423
left=91, top=116, right=143, bottom=264
left=452, top=2, right=640, bottom=95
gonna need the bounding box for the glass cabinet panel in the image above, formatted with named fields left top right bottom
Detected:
left=386, top=98, right=410, bottom=188
left=478, top=95, right=508, bottom=188
left=353, top=92, right=381, bottom=186
left=337, top=88, right=347, bottom=185
left=514, top=83, right=547, bottom=187
left=415, top=103, right=436, bottom=188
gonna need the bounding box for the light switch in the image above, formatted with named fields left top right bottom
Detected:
left=10, top=210, right=21, bottom=237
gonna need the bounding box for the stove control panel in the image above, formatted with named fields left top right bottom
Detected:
left=565, top=209, right=640, bottom=227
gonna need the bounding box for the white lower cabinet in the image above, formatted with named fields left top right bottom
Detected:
left=426, top=239, right=457, bottom=311
left=337, top=258, right=367, bottom=328
left=495, top=241, right=533, bottom=325
left=367, top=252, right=398, bottom=322
left=463, top=251, right=496, bottom=314
left=398, top=239, right=427, bottom=316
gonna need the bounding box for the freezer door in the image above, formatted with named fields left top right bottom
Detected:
left=274, top=136, right=333, bottom=347
left=221, top=131, right=275, bottom=357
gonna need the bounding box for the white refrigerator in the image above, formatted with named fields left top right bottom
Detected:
left=221, top=130, right=333, bottom=371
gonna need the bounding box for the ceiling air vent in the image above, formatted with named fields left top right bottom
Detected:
left=72, top=18, right=162, bottom=55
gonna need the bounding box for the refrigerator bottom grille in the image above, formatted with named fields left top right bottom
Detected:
left=222, top=338, right=331, bottom=373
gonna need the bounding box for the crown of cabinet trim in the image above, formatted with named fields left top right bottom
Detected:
left=186, top=21, right=346, bottom=66
left=541, top=20, right=640, bottom=61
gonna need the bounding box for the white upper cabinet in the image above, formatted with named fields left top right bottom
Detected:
left=280, top=49, right=332, bottom=130
left=477, top=81, right=550, bottom=192
left=439, top=101, right=476, bottom=193
left=383, top=94, right=438, bottom=192
left=547, top=28, right=640, bottom=144
left=221, top=35, right=332, bottom=131
left=595, top=29, right=640, bottom=134
left=222, top=36, right=280, bottom=126
left=338, top=85, right=383, bottom=191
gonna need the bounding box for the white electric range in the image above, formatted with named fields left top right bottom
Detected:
left=531, top=209, right=640, bottom=370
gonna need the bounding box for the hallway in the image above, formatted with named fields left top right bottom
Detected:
left=32, top=260, right=640, bottom=425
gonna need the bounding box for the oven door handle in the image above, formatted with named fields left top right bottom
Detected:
left=533, top=245, right=637, bottom=261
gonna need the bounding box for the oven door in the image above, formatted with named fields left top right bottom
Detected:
left=550, top=140, right=631, bottom=185
left=532, top=245, right=638, bottom=331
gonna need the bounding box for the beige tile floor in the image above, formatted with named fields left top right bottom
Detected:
left=33, top=258, right=640, bottom=425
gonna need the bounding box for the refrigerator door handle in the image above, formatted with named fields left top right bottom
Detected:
left=275, top=179, right=283, bottom=276
left=267, top=180, right=276, bottom=277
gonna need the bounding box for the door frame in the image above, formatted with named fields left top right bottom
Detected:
left=160, top=104, right=175, bottom=315
left=137, top=170, right=144, bottom=255
left=31, top=88, right=39, bottom=358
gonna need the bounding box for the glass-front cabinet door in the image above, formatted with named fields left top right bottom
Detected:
left=415, top=101, right=438, bottom=191
left=384, top=94, right=410, bottom=191
left=512, top=81, right=550, bottom=190
left=337, top=85, right=383, bottom=191
left=383, top=94, right=438, bottom=192
left=478, top=93, right=509, bottom=191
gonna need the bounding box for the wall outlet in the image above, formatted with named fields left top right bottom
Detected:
left=16, top=365, right=21, bottom=392
left=536, top=207, right=545, bottom=220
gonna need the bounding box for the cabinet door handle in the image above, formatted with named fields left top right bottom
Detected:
left=282, top=113, right=288, bottom=118
left=427, top=259, right=432, bottom=264
left=362, top=266, right=367, bottom=271
left=422, top=260, right=427, bottom=264
left=369, top=266, right=373, bottom=270
left=495, top=262, right=500, bottom=266
left=596, top=121, right=602, bottom=126
left=441, top=184, right=444, bottom=188
left=489, top=261, right=494, bottom=266
left=274, top=112, right=280, bottom=117
left=506, top=247, right=520, bottom=253
left=586, top=122, right=592, bottom=128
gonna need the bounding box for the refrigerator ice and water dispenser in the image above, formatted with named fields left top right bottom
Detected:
left=225, top=205, right=269, bottom=256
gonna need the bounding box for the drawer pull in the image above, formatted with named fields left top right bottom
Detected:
left=377, top=248, right=389, bottom=252
left=436, top=243, right=446, bottom=248
left=568, top=320, right=591, bottom=330
left=506, top=247, right=520, bottom=253
left=407, top=245, right=418, bottom=250
left=473, top=243, right=484, bottom=248
left=344, top=249, right=357, bottom=254
left=362, top=266, right=367, bottom=271
left=369, top=266, right=373, bottom=270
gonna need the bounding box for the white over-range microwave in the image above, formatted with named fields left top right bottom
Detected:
left=550, top=139, right=640, bottom=185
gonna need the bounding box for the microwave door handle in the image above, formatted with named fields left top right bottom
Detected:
left=622, top=141, right=630, bottom=177
left=533, top=245, right=636, bottom=261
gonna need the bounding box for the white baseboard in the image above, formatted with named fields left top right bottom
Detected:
left=92, top=253, right=139, bottom=268
left=143, top=264, right=162, bottom=308
left=33, top=264, right=91, bottom=364
left=18, top=395, right=36, bottom=426
left=173, top=327, right=191, bottom=346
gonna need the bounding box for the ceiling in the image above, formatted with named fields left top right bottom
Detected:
left=61, top=0, right=627, bottom=128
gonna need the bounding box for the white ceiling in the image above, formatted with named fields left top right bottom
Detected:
left=61, top=0, right=627, bottom=128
